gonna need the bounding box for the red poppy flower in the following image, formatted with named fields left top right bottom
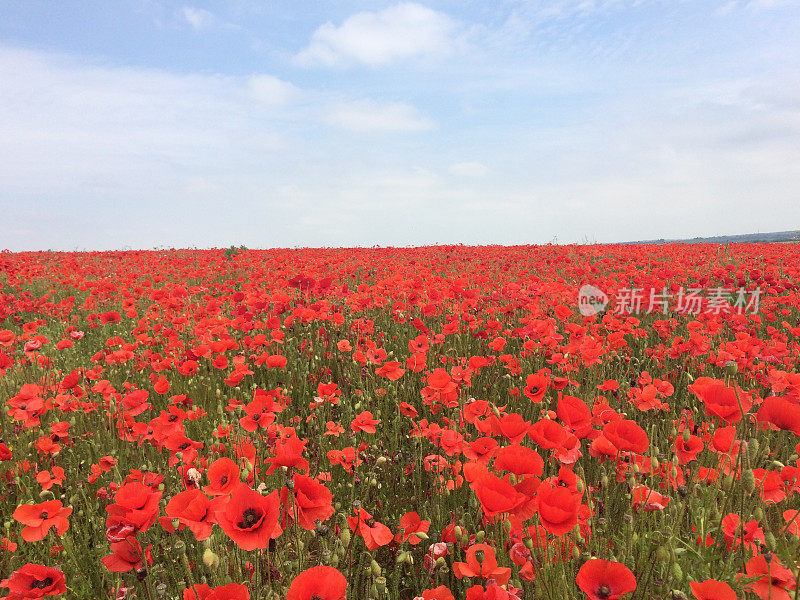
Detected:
left=740, top=554, right=796, bottom=600
left=524, top=373, right=549, bottom=403
left=692, top=380, right=752, bottom=424
left=216, top=483, right=281, bottom=551
left=280, top=474, right=334, bottom=530
left=602, top=420, right=649, bottom=454
left=631, top=485, right=669, bottom=511
left=350, top=411, right=380, bottom=434
left=575, top=559, right=637, bottom=600
left=756, top=396, right=800, bottom=436
left=0, top=442, right=12, bottom=461
left=453, top=543, right=511, bottom=586
left=13, top=501, right=72, bottom=542
left=376, top=360, right=406, bottom=380
left=493, top=444, right=544, bottom=477
left=106, top=481, right=162, bottom=533
left=689, top=579, right=737, bottom=600
left=469, top=470, right=527, bottom=519
left=1, top=564, right=67, bottom=598
left=536, top=480, right=580, bottom=536
left=159, top=489, right=214, bottom=540
left=286, top=566, right=347, bottom=600
left=183, top=583, right=250, bottom=600
left=203, top=457, right=240, bottom=497
left=347, top=508, right=393, bottom=551
left=419, top=586, right=455, bottom=600
left=102, top=537, right=152, bottom=573
left=395, top=511, right=430, bottom=545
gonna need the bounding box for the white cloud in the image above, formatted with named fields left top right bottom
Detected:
left=326, top=100, right=435, bottom=132
left=182, top=6, right=217, bottom=31
left=248, top=74, right=298, bottom=105
left=295, top=2, right=458, bottom=67
left=449, top=162, right=490, bottom=177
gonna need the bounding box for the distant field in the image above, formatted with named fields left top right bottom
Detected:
left=628, top=230, right=800, bottom=245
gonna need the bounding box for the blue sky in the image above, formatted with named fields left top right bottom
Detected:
left=1, top=1, right=798, bottom=250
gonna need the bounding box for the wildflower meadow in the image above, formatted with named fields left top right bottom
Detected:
left=1, top=244, right=799, bottom=600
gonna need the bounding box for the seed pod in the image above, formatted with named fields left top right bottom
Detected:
left=374, top=576, right=387, bottom=595
left=724, top=361, right=738, bottom=376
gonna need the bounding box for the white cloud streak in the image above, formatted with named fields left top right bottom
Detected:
left=295, top=3, right=459, bottom=66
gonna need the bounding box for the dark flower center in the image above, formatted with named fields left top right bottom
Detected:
left=31, top=577, right=53, bottom=590
left=220, top=475, right=228, bottom=485
left=597, top=585, right=611, bottom=599
left=40, top=511, right=49, bottom=519
left=238, top=508, right=261, bottom=529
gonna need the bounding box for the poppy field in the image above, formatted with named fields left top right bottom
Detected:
left=1, top=244, right=799, bottom=600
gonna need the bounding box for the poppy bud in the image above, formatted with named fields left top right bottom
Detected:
left=202, top=549, right=219, bottom=570
left=331, top=553, right=340, bottom=567
left=341, top=530, right=351, bottom=546
left=476, top=530, right=485, bottom=543
left=671, top=563, right=683, bottom=581
left=375, top=456, right=387, bottom=467
left=371, top=560, right=382, bottom=577
left=765, top=531, right=776, bottom=550
left=748, top=438, right=760, bottom=463
left=682, top=429, right=690, bottom=443
left=396, top=551, right=409, bottom=564
left=415, top=531, right=429, bottom=541
left=524, top=537, right=534, bottom=550
left=656, top=546, right=669, bottom=562
left=724, top=361, right=738, bottom=376
left=742, top=469, right=756, bottom=493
